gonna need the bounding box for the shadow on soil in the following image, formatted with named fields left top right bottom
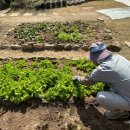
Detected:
left=0, top=97, right=130, bottom=130
left=0, top=98, right=43, bottom=115
left=74, top=98, right=130, bottom=130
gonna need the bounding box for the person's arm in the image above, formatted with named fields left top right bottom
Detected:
left=73, top=65, right=103, bottom=86
left=73, top=76, right=95, bottom=86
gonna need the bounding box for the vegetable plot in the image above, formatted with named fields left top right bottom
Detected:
left=13, top=20, right=100, bottom=44
left=0, top=59, right=104, bottom=104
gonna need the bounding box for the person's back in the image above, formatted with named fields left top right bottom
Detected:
left=98, top=54, right=130, bottom=101
left=73, top=42, right=130, bottom=119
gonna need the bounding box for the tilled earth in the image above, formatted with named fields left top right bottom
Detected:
left=0, top=97, right=130, bottom=130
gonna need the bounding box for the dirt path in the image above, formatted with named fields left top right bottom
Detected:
left=0, top=50, right=89, bottom=59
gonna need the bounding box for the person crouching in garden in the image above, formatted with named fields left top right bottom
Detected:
left=73, top=42, right=130, bottom=119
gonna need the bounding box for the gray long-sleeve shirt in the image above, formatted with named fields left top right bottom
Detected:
left=89, top=54, right=130, bottom=103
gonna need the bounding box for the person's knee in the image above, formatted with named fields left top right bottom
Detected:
left=96, top=91, right=107, bottom=105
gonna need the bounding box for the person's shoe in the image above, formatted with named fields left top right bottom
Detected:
left=104, top=110, right=129, bottom=119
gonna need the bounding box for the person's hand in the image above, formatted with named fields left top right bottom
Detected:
left=72, top=76, right=79, bottom=83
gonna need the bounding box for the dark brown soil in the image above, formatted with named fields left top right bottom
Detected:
left=0, top=97, right=130, bottom=130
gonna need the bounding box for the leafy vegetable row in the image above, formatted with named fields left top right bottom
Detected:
left=0, top=59, right=104, bottom=104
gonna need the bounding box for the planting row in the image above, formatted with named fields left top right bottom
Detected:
left=5, top=20, right=114, bottom=48
left=0, top=58, right=104, bottom=104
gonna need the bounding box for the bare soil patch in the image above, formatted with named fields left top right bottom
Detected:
left=0, top=97, right=130, bottom=130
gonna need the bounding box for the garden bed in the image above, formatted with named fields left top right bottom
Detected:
left=0, top=57, right=104, bottom=104
left=0, top=57, right=129, bottom=130
left=3, top=20, right=119, bottom=52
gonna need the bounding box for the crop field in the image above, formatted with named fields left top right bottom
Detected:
left=0, top=58, right=104, bottom=104
left=1, top=58, right=128, bottom=130
left=4, top=20, right=115, bottom=54
left=6, top=20, right=113, bottom=46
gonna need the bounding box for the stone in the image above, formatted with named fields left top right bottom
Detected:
left=51, top=2, right=56, bottom=8
left=27, top=42, right=35, bottom=46
left=72, top=45, right=80, bottom=50
left=0, top=57, right=6, bottom=60
left=97, top=18, right=104, bottom=22
left=103, top=33, right=113, bottom=40
left=28, top=57, right=37, bottom=61
left=81, top=0, right=85, bottom=3
left=21, top=44, right=34, bottom=50
left=37, top=57, right=45, bottom=60
left=56, top=1, right=62, bottom=8
left=0, top=8, right=11, bottom=14
left=77, top=0, right=82, bottom=4
left=4, top=35, right=7, bottom=38
left=33, top=44, right=44, bottom=50
left=82, top=45, right=89, bottom=51
left=125, top=41, right=130, bottom=48
left=52, top=12, right=59, bottom=16
left=62, top=0, right=67, bottom=7
left=107, top=41, right=121, bottom=52
left=9, top=13, right=20, bottom=17
left=6, top=31, right=13, bottom=36
left=0, top=45, right=9, bottom=49
left=64, top=44, right=72, bottom=50
left=44, top=44, right=55, bottom=50
left=67, top=1, right=73, bottom=6
left=124, top=120, right=130, bottom=125
left=46, top=2, right=51, bottom=9
left=8, top=28, right=14, bottom=33
left=104, top=28, right=111, bottom=33
left=73, top=0, right=78, bottom=5
left=10, top=45, right=21, bottom=50
left=54, top=44, right=64, bottom=51
left=23, top=13, right=33, bottom=16
left=16, top=23, right=21, bottom=26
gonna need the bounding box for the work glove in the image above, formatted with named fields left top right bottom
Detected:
left=72, top=76, right=79, bottom=83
